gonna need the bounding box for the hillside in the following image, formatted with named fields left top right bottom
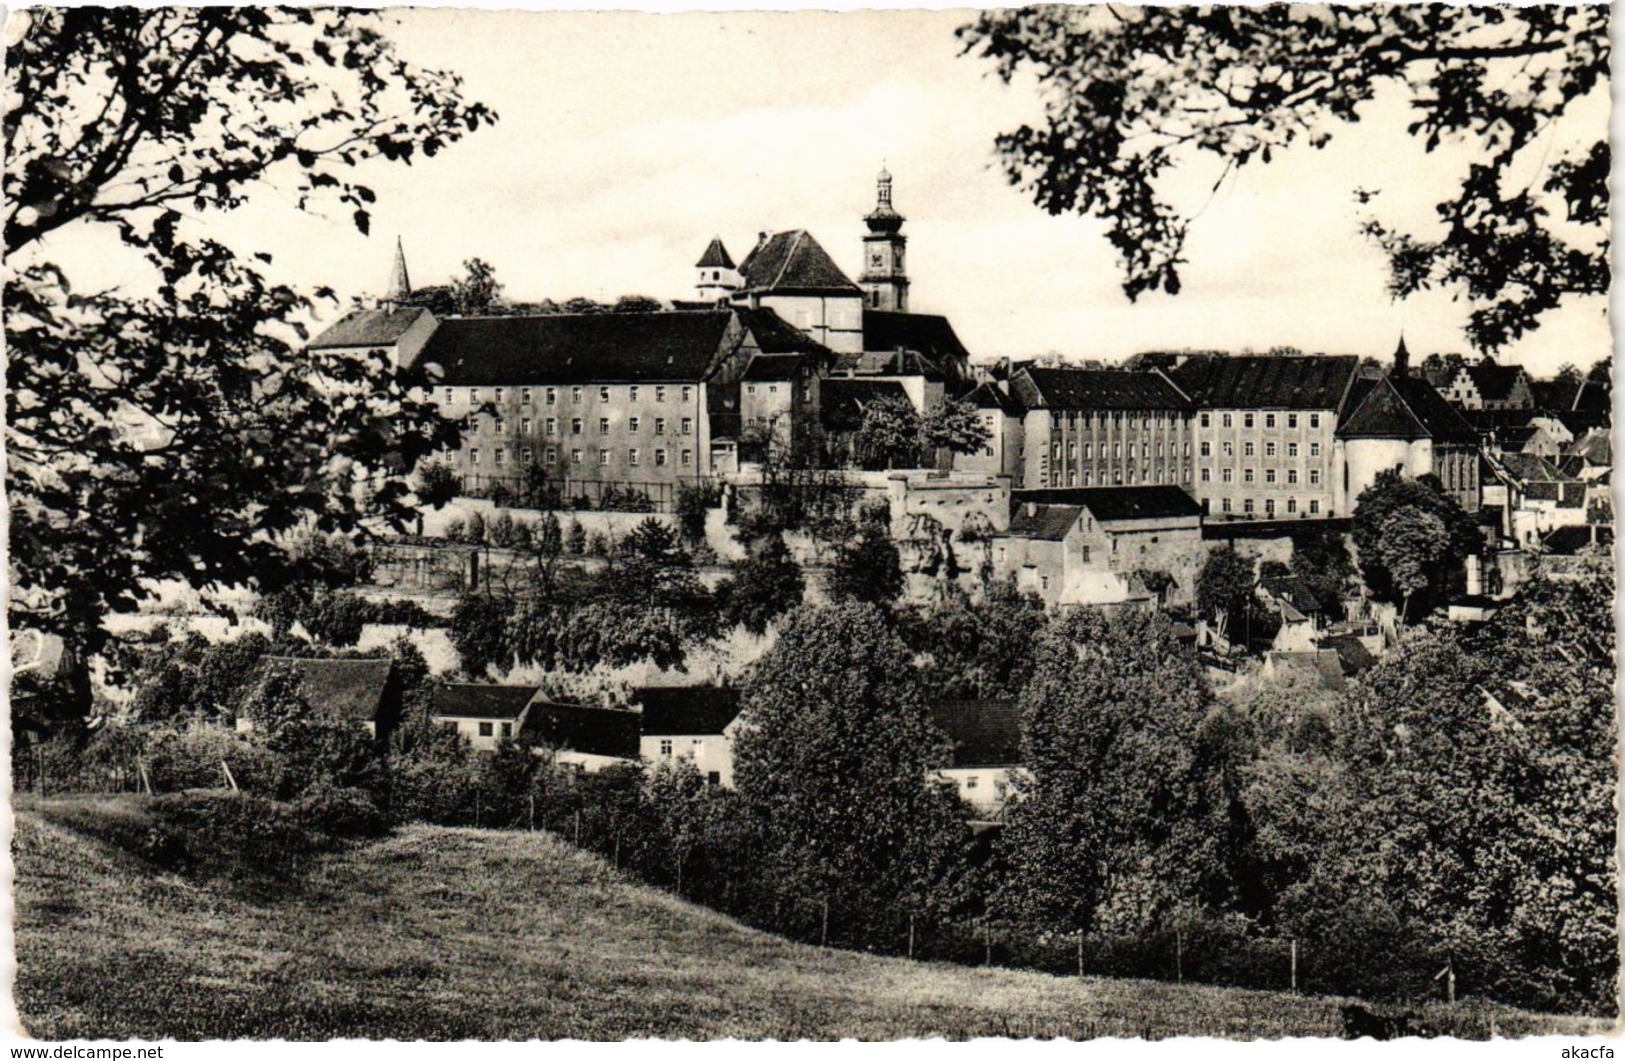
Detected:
left=12, top=797, right=1601, bottom=1040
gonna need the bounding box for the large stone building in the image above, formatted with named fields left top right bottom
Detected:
left=1007, top=367, right=1195, bottom=491
left=1171, top=354, right=1359, bottom=521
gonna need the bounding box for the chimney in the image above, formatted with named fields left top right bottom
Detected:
left=1393, top=335, right=1410, bottom=378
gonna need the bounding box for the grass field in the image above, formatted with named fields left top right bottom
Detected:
left=12, top=795, right=1608, bottom=1040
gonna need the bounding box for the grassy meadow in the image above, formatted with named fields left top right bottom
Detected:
left=12, top=795, right=1607, bottom=1040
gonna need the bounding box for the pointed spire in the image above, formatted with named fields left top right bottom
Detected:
left=876, top=164, right=892, bottom=208
left=1393, top=333, right=1410, bottom=377
left=385, top=236, right=411, bottom=304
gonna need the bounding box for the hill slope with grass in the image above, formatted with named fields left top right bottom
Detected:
left=13, top=796, right=1603, bottom=1040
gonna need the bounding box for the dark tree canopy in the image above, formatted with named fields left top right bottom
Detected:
left=959, top=5, right=1609, bottom=350
left=6, top=9, right=496, bottom=691
left=1351, top=470, right=1480, bottom=620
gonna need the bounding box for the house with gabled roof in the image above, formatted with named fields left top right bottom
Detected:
left=730, top=229, right=865, bottom=355
left=519, top=700, right=642, bottom=773
left=429, top=682, right=538, bottom=751
left=929, top=700, right=1025, bottom=819
left=990, top=485, right=1204, bottom=606
left=1439, top=360, right=1535, bottom=411
left=237, top=657, right=405, bottom=743
left=1008, top=367, right=1195, bottom=492
left=635, top=685, right=743, bottom=787
left=953, top=380, right=1027, bottom=480
left=1335, top=339, right=1482, bottom=513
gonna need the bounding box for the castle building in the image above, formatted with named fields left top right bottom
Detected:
left=1172, top=354, right=1359, bottom=521
left=1008, top=367, right=1195, bottom=491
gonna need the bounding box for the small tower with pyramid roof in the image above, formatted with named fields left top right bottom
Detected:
left=695, top=237, right=739, bottom=303
left=1392, top=334, right=1410, bottom=378
left=382, top=236, right=412, bottom=307
left=859, top=166, right=909, bottom=312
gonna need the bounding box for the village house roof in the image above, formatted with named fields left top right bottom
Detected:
left=736, top=230, right=859, bottom=295
left=429, top=683, right=538, bottom=721
left=734, top=306, right=834, bottom=358
left=1336, top=374, right=1478, bottom=443
left=1570, top=427, right=1612, bottom=466
left=1258, top=573, right=1322, bottom=616
left=1542, top=524, right=1613, bottom=555
left=1010, top=367, right=1193, bottom=411
left=695, top=237, right=735, bottom=270
left=964, top=381, right=1025, bottom=416
left=930, top=700, right=1023, bottom=769
left=418, top=311, right=732, bottom=385
left=1492, top=424, right=1541, bottom=451
left=1004, top=503, right=1083, bottom=541
left=1170, top=354, right=1358, bottom=410
left=1459, top=362, right=1530, bottom=403
left=819, top=378, right=912, bottom=431
left=1495, top=451, right=1571, bottom=484
left=1268, top=650, right=1348, bottom=693
left=834, top=348, right=945, bottom=381
left=1322, top=634, right=1377, bottom=675
left=1012, top=485, right=1206, bottom=522
left=862, top=310, right=972, bottom=367
left=520, top=701, right=641, bottom=760
left=308, top=305, right=433, bottom=350
left=249, top=657, right=401, bottom=724
left=742, top=353, right=806, bottom=383
left=635, top=686, right=742, bottom=737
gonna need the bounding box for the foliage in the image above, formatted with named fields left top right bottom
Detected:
left=826, top=509, right=904, bottom=606
left=612, top=294, right=663, bottom=313
left=674, top=481, right=717, bottom=547
left=6, top=8, right=495, bottom=712
left=566, top=520, right=588, bottom=555
left=853, top=395, right=924, bottom=470
left=450, top=257, right=503, bottom=315
left=733, top=602, right=974, bottom=941
left=255, top=586, right=372, bottom=647
left=919, top=397, right=992, bottom=458
left=417, top=461, right=462, bottom=510
left=996, top=608, right=1246, bottom=937
left=718, top=533, right=805, bottom=636
left=1196, top=545, right=1254, bottom=641
left=449, top=593, right=513, bottom=678
left=900, top=577, right=1047, bottom=700
left=129, top=631, right=273, bottom=724
left=1351, top=470, right=1480, bottom=621
left=1288, top=528, right=1356, bottom=619
left=958, top=5, right=1609, bottom=350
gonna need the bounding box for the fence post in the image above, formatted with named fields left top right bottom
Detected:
left=1290, top=939, right=1298, bottom=994
left=908, top=914, right=916, bottom=961
left=821, top=897, right=830, bottom=947
left=574, top=809, right=582, bottom=846
left=528, top=792, right=535, bottom=832
left=1447, top=958, right=1456, bottom=1005
left=137, top=759, right=153, bottom=796
left=983, top=923, right=992, bottom=967
left=1176, top=928, right=1184, bottom=985
left=1077, top=932, right=1084, bottom=979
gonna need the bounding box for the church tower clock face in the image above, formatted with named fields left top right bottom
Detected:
left=871, top=251, right=885, bottom=270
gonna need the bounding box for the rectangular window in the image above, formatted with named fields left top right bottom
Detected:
left=1309, top=469, right=1322, bottom=485
left=546, top=418, right=558, bottom=436
left=1083, top=470, right=1092, bottom=486
left=1222, top=413, right=1232, bottom=428
left=1223, top=441, right=1234, bottom=457
left=660, top=739, right=673, bottom=757
left=655, top=449, right=668, bottom=466
left=1244, top=468, right=1255, bottom=484
left=1287, top=442, right=1298, bottom=457
left=655, top=417, right=666, bottom=435
left=768, top=385, right=778, bottom=395
left=1265, top=498, right=1276, bottom=516
left=479, top=722, right=493, bottom=737
left=630, top=385, right=639, bottom=402
left=1244, top=498, right=1255, bottom=514
left=494, top=388, right=505, bottom=404
left=1287, top=498, right=1297, bottom=513
left=1287, top=469, right=1299, bottom=484
left=1309, top=442, right=1321, bottom=457
left=1244, top=442, right=1255, bottom=457
left=547, top=387, right=557, bottom=405
left=470, top=448, right=481, bottom=465
left=1200, top=468, right=1211, bottom=483
left=445, top=387, right=455, bottom=403
left=495, top=450, right=506, bottom=468
left=546, top=447, right=557, bottom=464
left=629, top=449, right=639, bottom=466
left=571, top=418, right=583, bottom=435
left=1265, top=469, right=1276, bottom=484
left=1200, top=412, right=1211, bottom=428
left=1222, top=498, right=1233, bottom=513
left=681, top=418, right=693, bottom=435
left=1287, top=413, right=1298, bottom=429
left=522, top=450, right=533, bottom=466
left=494, top=417, right=506, bottom=434
left=1113, top=442, right=1122, bottom=458
left=598, top=417, right=609, bottom=435
left=1265, top=441, right=1276, bottom=457
left=1052, top=442, right=1062, bottom=460
left=522, top=418, right=533, bottom=435
left=1265, top=413, right=1275, bottom=429
left=571, top=449, right=583, bottom=465
left=1309, top=499, right=1321, bottom=514
left=521, top=388, right=532, bottom=405
left=966, top=776, right=979, bottom=791
left=571, top=386, right=582, bottom=404
left=1222, top=468, right=1234, bottom=483
left=1067, top=442, right=1076, bottom=459
left=1200, top=442, right=1212, bottom=457
left=629, top=416, right=640, bottom=433
left=1244, top=413, right=1255, bottom=428
left=1310, top=414, right=1321, bottom=429
left=747, top=385, right=756, bottom=396
left=681, top=386, right=692, bottom=402
left=1126, top=443, right=1136, bottom=459
left=656, top=386, right=667, bottom=402
left=599, top=386, right=610, bottom=402
left=598, top=450, right=610, bottom=466
left=469, top=388, right=480, bottom=403
left=680, top=449, right=692, bottom=466
left=500, top=722, right=512, bottom=739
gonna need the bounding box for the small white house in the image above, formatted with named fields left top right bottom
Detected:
left=929, top=700, right=1025, bottom=820
left=635, top=685, right=743, bottom=787
left=429, top=683, right=537, bottom=751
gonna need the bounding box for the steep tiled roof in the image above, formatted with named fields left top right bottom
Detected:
left=1011, top=367, right=1192, bottom=411
left=820, top=378, right=911, bottom=431
left=419, top=312, right=731, bottom=385
left=1269, top=650, right=1347, bottom=692
left=1463, top=362, right=1529, bottom=403
left=1571, top=427, right=1611, bottom=466
left=1259, top=573, right=1321, bottom=615
left=1542, top=524, right=1612, bottom=555
left=1004, top=503, right=1082, bottom=541
left=863, top=310, right=972, bottom=368
left=429, top=683, right=538, bottom=721
left=1013, top=485, right=1205, bottom=522
left=965, top=381, right=1025, bottom=416
left=835, top=348, right=945, bottom=381
left=520, top=701, right=641, bottom=759
left=250, top=657, right=399, bottom=724
left=1572, top=378, right=1611, bottom=415
left=696, top=237, right=735, bottom=270
left=308, top=306, right=432, bottom=350
left=737, top=230, right=858, bottom=294
left=1496, top=452, right=1571, bottom=484
left=742, top=354, right=805, bottom=382
left=1337, top=374, right=1477, bottom=443
left=636, top=686, right=741, bottom=737
left=1171, top=355, right=1357, bottom=410
left=736, top=306, right=832, bottom=357
left=930, top=700, right=1023, bottom=768
left=1323, top=634, right=1377, bottom=675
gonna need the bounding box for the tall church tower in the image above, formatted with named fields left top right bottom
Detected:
left=383, top=236, right=412, bottom=307
left=859, top=167, right=909, bottom=312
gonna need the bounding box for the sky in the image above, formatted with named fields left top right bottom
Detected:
left=35, top=6, right=1614, bottom=376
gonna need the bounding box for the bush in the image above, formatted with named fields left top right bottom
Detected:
left=142, top=725, right=283, bottom=796
left=566, top=520, right=587, bottom=554
left=150, top=790, right=326, bottom=881
left=292, top=783, right=388, bottom=839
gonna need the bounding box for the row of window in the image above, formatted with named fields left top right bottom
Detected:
left=1050, top=441, right=1192, bottom=460
left=1201, top=440, right=1323, bottom=458
left=475, top=415, right=695, bottom=437
left=1047, top=466, right=1190, bottom=487
left=1201, top=467, right=1322, bottom=486
left=469, top=447, right=694, bottom=468
left=744, top=384, right=785, bottom=396
left=1048, top=410, right=1183, bottom=429
left=448, top=384, right=695, bottom=406
left=1212, top=497, right=1322, bottom=516
left=1200, top=411, right=1322, bottom=430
